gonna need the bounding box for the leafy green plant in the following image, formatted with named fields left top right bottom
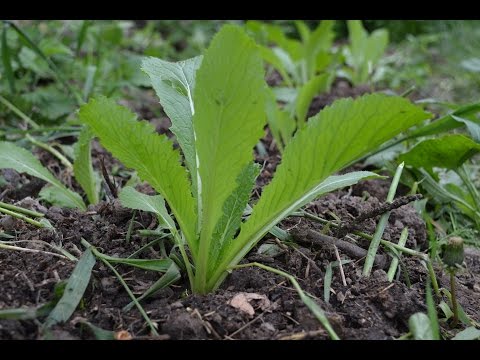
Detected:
left=340, top=20, right=389, bottom=86
left=247, top=20, right=336, bottom=89
left=399, top=134, right=480, bottom=231
left=78, top=25, right=430, bottom=294
left=246, top=20, right=337, bottom=137
left=0, top=130, right=101, bottom=210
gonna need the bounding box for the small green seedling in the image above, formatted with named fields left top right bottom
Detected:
left=246, top=20, right=338, bottom=151
left=340, top=20, right=389, bottom=86
left=442, top=236, right=465, bottom=328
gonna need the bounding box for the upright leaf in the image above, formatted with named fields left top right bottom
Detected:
left=347, top=20, right=368, bottom=70
left=210, top=94, right=431, bottom=289
left=73, top=126, right=100, bottom=204
left=305, top=20, right=335, bottom=78
left=141, top=56, right=202, bottom=200
left=1, top=25, right=15, bottom=93
left=0, top=142, right=86, bottom=210
left=265, top=88, right=295, bottom=152
left=295, top=72, right=334, bottom=123
left=78, top=97, right=197, bottom=252
left=192, top=25, right=266, bottom=292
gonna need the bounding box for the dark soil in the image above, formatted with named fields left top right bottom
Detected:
left=1, top=80, right=479, bottom=340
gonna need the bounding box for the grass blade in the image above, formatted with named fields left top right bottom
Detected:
left=363, top=162, right=404, bottom=276
left=387, top=227, right=409, bottom=281
left=44, top=247, right=96, bottom=328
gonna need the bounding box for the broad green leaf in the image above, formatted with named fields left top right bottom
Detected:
left=408, top=313, right=435, bottom=340
left=399, top=135, right=480, bottom=171
left=210, top=94, right=430, bottom=289
left=347, top=20, right=368, bottom=70
left=366, top=29, right=389, bottom=66
left=295, top=72, right=334, bottom=123
left=78, top=97, right=197, bottom=252
left=141, top=56, right=202, bottom=200
left=73, top=126, right=99, bottom=204
left=2, top=26, right=15, bottom=93
left=44, top=247, right=96, bottom=328
left=0, top=142, right=85, bottom=210
left=452, top=327, right=480, bottom=340
left=192, top=25, right=266, bottom=291
left=209, top=162, right=260, bottom=272
left=119, top=186, right=175, bottom=230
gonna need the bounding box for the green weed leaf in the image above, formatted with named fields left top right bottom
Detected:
left=0, top=142, right=86, bottom=209
left=142, top=56, right=202, bottom=199
left=400, top=134, right=480, bottom=170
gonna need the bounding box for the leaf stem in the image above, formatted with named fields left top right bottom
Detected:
left=26, top=134, right=73, bottom=169
left=0, top=201, right=44, bottom=218
left=0, top=204, right=45, bottom=228
left=0, top=94, right=39, bottom=129
left=450, top=271, right=459, bottom=328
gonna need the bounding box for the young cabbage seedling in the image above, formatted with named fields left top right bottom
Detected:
left=442, top=236, right=465, bottom=328
left=79, top=25, right=431, bottom=294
